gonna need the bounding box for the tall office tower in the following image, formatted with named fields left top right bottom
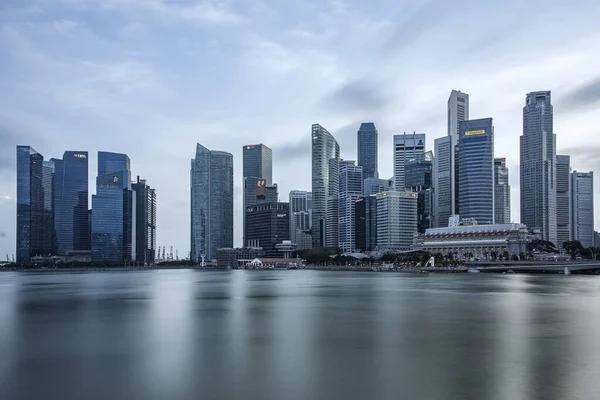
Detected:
left=132, top=176, right=157, bottom=264
left=91, top=152, right=136, bottom=262
left=16, top=146, right=53, bottom=263
left=520, top=91, right=557, bottom=244
left=458, top=118, right=494, bottom=224
left=311, top=124, right=340, bottom=248
left=494, top=158, right=511, bottom=224
left=242, top=144, right=273, bottom=244
left=190, top=144, right=234, bottom=262
left=52, top=151, right=89, bottom=256
left=393, top=132, right=425, bottom=190
left=41, top=160, right=55, bottom=255
left=355, top=195, right=378, bottom=252
left=357, top=122, right=378, bottom=180
left=376, top=191, right=418, bottom=251
left=556, top=155, right=571, bottom=247
left=338, top=160, right=363, bottom=253
left=289, top=190, right=312, bottom=249
left=448, top=90, right=469, bottom=215
left=433, top=136, right=452, bottom=227
left=364, top=177, right=394, bottom=196
left=571, top=171, right=594, bottom=248
left=245, top=202, right=290, bottom=257
left=405, top=151, right=433, bottom=233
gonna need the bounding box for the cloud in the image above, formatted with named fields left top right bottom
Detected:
left=323, top=78, right=389, bottom=114
left=52, top=19, right=80, bottom=33
left=558, top=76, right=600, bottom=113
left=272, top=139, right=311, bottom=163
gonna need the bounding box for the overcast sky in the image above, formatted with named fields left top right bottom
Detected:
left=1, top=0, right=600, bottom=258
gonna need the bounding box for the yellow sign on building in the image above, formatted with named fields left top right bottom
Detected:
left=465, top=129, right=485, bottom=136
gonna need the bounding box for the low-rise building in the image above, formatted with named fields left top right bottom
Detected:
left=414, top=222, right=530, bottom=260
left=216, top=247, right=265, bottom=269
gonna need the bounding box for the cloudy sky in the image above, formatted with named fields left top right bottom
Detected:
left=1, top=0, right=600, bottom=258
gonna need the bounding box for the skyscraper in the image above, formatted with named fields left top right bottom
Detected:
left=433, top=136, right=452, bottom=227
left=190, top=144, right=234, bottom=262
left=357, top=122, right=378, bottom=180
left=376, top=191, right=418, bottom=251
left=16, top=146, right=53, bottom=263
left=458, top=118, right=494, bottom=224
left=311, top=124, right=340, bottom=248
left=448, top=90, right=469, bottom=216
left=91, top=152, right=135, bottom=262
left=289, top=190, right=312, bottom=250
left=520, top=91, right=557, bottom=245
left=393, top=132, right=425, bottom=190
left=571, top=171, right=594, bottom=248
left=406, top=151, right=433, bottom=233
left=556, top=155, right=571, bottom=247
left=338, top=160, right=363, bottom=253
left=242, top=144, right=274, bottom=244
left=52, top=151, right=89, bottom=256
left=132, top=176, right=157, bottom=264
left=363, top=177, right=393, bottom=196
left=245, top=202, right=289, bottom=257
left=354, top=195, right=378, bottom=252
left=494, top=158, right=511, bottom=224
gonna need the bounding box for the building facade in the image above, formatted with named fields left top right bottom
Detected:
left=571, top=171, right=594, bottom=248
left=376, top=191, right=418, bottom=252
left=393, top=132, right=425, bottom=191
left=355, top=195, right=378, bottom=252
left=448, top=90, right=469, bottom=217
left=245, top=202, right=290, bottom=257
left=16, top=146, right=53, bottom=263
left=190, top=144, right=234, bottom=262
left=406, top=151, right=433, bottom=233
left=493, top=158, right=511, bottom=224
left=556, top=155, right=571, bottom=247
left=132, top=176, right=157, bottom=264
left=458, top=118, right=494, bottom=224
left=520, top=91, right=557, bottom=245
left=52, top=151, right=89, bottom=256
left=433, top=136, right=452, bottom=228
left=311, top=124, right=340, bottom=248
left=242, top=144, right=273, bottom=243
left=289, top=190, right=312, bottom=249
left=357, top=122, right=378, bottom=180
left=364, top=177, right=393, bottom=196
left=338, top=160, right=363, bottom=253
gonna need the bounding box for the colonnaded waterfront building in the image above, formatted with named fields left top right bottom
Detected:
left=414, top=222, right=530, bottom=260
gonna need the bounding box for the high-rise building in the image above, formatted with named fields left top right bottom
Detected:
left=41, top=160, right=55, bottom=255
left=357, top=122, right=378, bottom=180
left=556, top=155, right=571, bottom=247
left=448, top=90, right=469, bottom=216
left=289, top=190, right=312, bottom=250
left=494, top=158, right=511, bottom=224
left=311, top=124, right=340, bottom=248
left=91, top=152, right=135, bottom=262
left=458, top=118, right=494, bottom=224
left=16, top=146, right=53, bottom=263
left=393, top=133, right=425, bottom=191
left=132, top=176, right=157, bottom=264
left=338, top=160, right=363, bottom=253
left=190, top=144, right=234, bottom=262
left=364, top=177, right=393, bottom=196
left=433, top=136, right=452, bottom=227
left=571, top=171, right=594, bottom=248
left=52, top=151, right=89, bottom=256
left=355, top=195, right=378, bottom=252
left=376, top=191, right=418, bottom=251
left=242, top=144, right=273, bottom=244
left=245, top=202, right=290, bottom=257
left=520, top=91, right=557, bottom=245
left=406, top=151, right=433, bottom=233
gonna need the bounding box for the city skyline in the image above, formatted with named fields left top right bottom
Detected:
left=2, top=1, right=600, bottom=257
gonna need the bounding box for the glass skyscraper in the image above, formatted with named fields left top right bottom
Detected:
left=91, top=152, right=135, bottom=262
left=406, top=151, right=433, bottom=233
left=357, top=122, right=378, bottom=180
left=571, top=171, right=594, bottom=248
left=520, top=91, right=557, bottom=244
left=132, top=176, right=157, bottom=265
left=393, top=132, right=425, bottom=191
left=191, top=144, right=234, bottom=262
left=556, top=155, right=571, bottom=247
left=16, top=146, right=53, bottom=263
left=458, top=118, right=495, bottom=224
left=433, top=136, right=452, bottom=227
left=311, top=124, right=340, bottom=248
left=242, top=144, right=274, bottom=244
left=493, top=157, right=511, bottom=224
left=52, top=151, right=89, bottom=255
left=338, top=160, right=363, bottom=253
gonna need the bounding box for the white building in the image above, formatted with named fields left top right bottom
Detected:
left=376, top=191, right=418, bottom=251
left=393, top=133, right=425, bottom=191
left=289, top=190, right=312, bottom=249
left=433, top=136, right=452, bottom=227
left=448, top=90, right=469, bottom=218
left=338, top=160, right=363, bottom=253
left=571, top=171, right=594, bottom=248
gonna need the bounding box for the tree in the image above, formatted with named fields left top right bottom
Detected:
left=563, top=241, right=584, bottom=259
left=502, top=251, right=510, bottom=261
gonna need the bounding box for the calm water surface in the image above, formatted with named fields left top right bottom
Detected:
left=1, top=270, right=600, bottom=399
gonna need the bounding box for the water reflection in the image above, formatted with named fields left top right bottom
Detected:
left=0, top=271, right=599, bottom=399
